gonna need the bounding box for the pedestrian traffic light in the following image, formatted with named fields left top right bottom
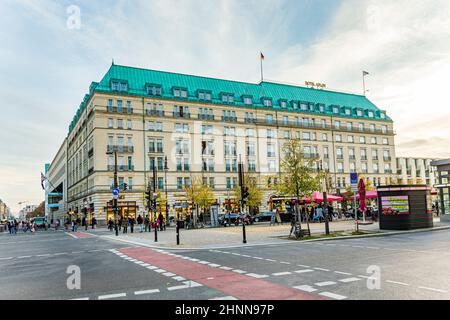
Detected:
left=242, top=186, right=250, bottom=200
left=145, top=188, right=152, bottom=210
left=123, top=183, right=128, bottom=191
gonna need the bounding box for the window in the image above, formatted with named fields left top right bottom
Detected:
left=380, top=112, right=386, bottom=119
left=108, top=136, right=113, bottom=146
left=302, top=118, right=309, bottom=127
left=372, top=149, right=378, bottom=160
left=362, top=163, right=368, bottom=173
left=360, top=136, right=366, bottom=144
left=336, top=147, right=343, bottom=159
left=345, top=108, right=351, bottom=115
left=147, top=85, right=162, bottom=96
left=292, top=101, right=299, bottom=109
left=294, top=117, right=299, bottom=126
left=357, top=110, right=363, bottom=117
left=370, top=124, right=375, bottom=132
left=246, top=128, right=255, bottom=137
left=382, top=138, right=389, bottom=145
left=157, top=139, right=163, bottom=153
left=283, top=116, right=289, bottom=125
left=112, top=81, right=127, bottom=92
left=334, top=120, right=340, bottom=129
left=108, top=118, right=113, bottom=128
left=347, top=122, right=353, bottom=131
left=333, top=106, right=339, bottom=114
left=127, top=119, right=132, bottom=129
left=300, top=103, right=307, bottom=111
left=127, top=156, right=133, bottom=170
left=368, top=111, right=374, bottom=118
left=382, top=125, right=388, bottom=134
left=266, top=114, right=273, bottom=124
left=127, top=136, right=133, bottom=147
left=246, top=142, right=255, bottom=156
left=335, top=134, right=342, bottom=142
left=280, top=100, right=287, bottom=108
left=126, top=101, right=132, bottom=113
left=358, top=123, right=364, bottom=131
left=303, top=132, right=311, bottom=140
left=263, top=99, right=272, bottom=107
left=268, top=160, right=276, bottom=172
left=177, top=177, right=183, bottom=190
left=337, top=162, right=344, bottom=173
left=348, top=135, right=354, bottom=143
left=267, top=129, right=274, bottom=139
left=267, top=143, right=275, bottom=157
left=107, top=99, right=113, bottom=112
left=361, top=149, right=367, bottom=160
left=248, top=160, right=256, bottom=172
left=373, top=163, right=379, bottom=173
left=221, top=93, right=234, bottom=103
left=371, top=137, right=377, bottom=144
left=243, top=96, right=253, bottom=105
left=321, top=119, right=326, bottom=128
left=117, top=119, right=123, bottom=129
left=284, top=131, right=290, bottom=139
left=319, top=105, right=325, bottom=113
left=350, top=162, right=356, bottom=173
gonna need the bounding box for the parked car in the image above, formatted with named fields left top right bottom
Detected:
left=252, top=211, right=274, bottom=223
left=218, top=213, right=239, bottom=226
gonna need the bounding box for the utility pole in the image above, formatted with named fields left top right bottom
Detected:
left=153, top=165, right=158, bottom=242
left=238, top=155, right=247, bottom=244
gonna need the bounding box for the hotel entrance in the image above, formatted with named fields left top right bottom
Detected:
left=105, top=201, right=138, bottom=222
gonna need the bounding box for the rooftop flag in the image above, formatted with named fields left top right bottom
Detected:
left=260, top=52, right=265, bottom=60
left=40, top=172, right=47, bottom=190
left=363, top=71, right=369, bottom=76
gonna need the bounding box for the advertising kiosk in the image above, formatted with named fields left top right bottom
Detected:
left=377, top=185, right=433, bottom=230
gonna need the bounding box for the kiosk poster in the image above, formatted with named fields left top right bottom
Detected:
left=426, top=194, right=433, bottom=213
left=381, top=196, right=410, bottom=215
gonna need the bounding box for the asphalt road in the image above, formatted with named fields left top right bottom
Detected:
left=1, top=228, right=449, bottom=300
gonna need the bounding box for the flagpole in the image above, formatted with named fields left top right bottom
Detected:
left=260, top=57, right=264, bottom=82
left=363, top=73, right=366, bottom=96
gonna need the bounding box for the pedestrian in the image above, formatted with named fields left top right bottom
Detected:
left=198, top=212, right=204, bottom=228
left=92, top=217, right=97, bottom=229
left=275, top=208, right=281, bottom=225
left=123, top=217, right=128, bottom=234
left=185, top=214, right=191, bottom=230
left=118, top=217, right=123, bottom=231
left=137, top=214, right=143, bottom=233
left=130, top=216, right=135, bottom=233
left=158, top=213, right=164, bottom=231
left=144, top=215, right=150, bottom=232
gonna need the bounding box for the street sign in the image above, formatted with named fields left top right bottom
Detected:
left=350, top=173, right=358, bottom=192
left=112, top=188, right=119, bottom=199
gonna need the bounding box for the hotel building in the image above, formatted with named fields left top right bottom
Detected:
left=396, top=157, right=438, bottom=187
left=48, top=64, right=397, bottom=224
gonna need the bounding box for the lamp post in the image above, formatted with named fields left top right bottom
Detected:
left=164, top=156, right=169, bottom=227
left=320, top=161, right=330, bottom=235
left=152, top=165, right=158, bottom=242
left=106, top=150, right=119, bottom=236
left=83, top=198, right=88, bottom=231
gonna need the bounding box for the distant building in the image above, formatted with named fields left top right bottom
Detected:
left=431, top=159, right=450, bottom=223
left=396, top=157, right=438, bottom=186
left=0, top=199, right=9, bottom=221
left=18, top=204, right=38, bottom=220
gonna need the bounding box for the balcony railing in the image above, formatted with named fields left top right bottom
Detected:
left=149, top=148, right=164, bottom=154
left=349, top=155, right=356, bottom=160
left=361, top=156, right=368, bottom=161
left=304, top=153, right=320, bottom=159
left=147, top=110, right=165, bottom=117
left=108, top=165, right=134, bottom=172
left=385, top=169, right=393, bottom=174
left=110, top=106, right=133, bottom=114
left=107, top=145, right=134, bottom=153
left=384, top=156, right=392, bottom=161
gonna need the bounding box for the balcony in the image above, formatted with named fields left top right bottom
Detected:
left=148, top=148, right=164, bottom=154
left=361, top=156, right=368, bottom=161
left=88, top=148, right=94, bottom=158
left=336, top=155, right=344, bottom=160
left=385, top=169, right=393, bottom=174
left=267, top=152, right=276, bottom=158
left=110, top=106, right=133, bottom=114
left=108, top=165, right=134, bottom=172
left=349, top=155, right=356, bottom=160
left=304, top=153, right=320, bottom=159
left=147, top=110, right=165, bottom=117
left=372, top=157, right=379, bottom=161
left=107, top=145, right=134, bottom=153
left=383, top=156, right=392, bottom=161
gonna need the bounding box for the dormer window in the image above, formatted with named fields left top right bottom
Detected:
left=198, top=90, right=212, bottom=101
left=263, top=98, right=272, bottom=107
left=380, top=112, right=386, bottom=119
left=279, top=100, right=287, bottom=108
left=173, top=88, right=187, bottom=98
left=243, top=96, right=253, bottom=105
left=345, top=108, right=351, bottom=116
left=356, top=109, right=363, bottom=117
left=318, top=105, right=325, bottom=113
left=221, top=93, right=234, bottom=103
left=300, top=103, right=308, bottom=111
left=111, top=80, right=128, bottom=92
left=332, top=106, right=339, bottom=114
left=291, top=101, right=299, bottom=109
left=368, top=111, right=374, bottom=118
left=146, top=84, right=162, bottom=96
left=309, top=103, right=315, bottom=112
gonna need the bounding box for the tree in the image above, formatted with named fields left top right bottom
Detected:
left=184, top=176, right=214, bottom=226
left=26, top=201, right=44, bottom=220
left=276, top=138, right=321, bottom=233
left=234, top=174, right=263, bottom=214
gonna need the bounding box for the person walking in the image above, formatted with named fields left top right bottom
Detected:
left=158, top=213, right=164, bottom=231
left=137, top=214, right=143, bottom=233
left=144, top=215, right=150, bottom=232
left=130, top=216, right=135, bottom=233
left=123, top=217, right=128, bottom=234
left=275, top=208, right=281, bottom=225
left=118, top=217, right=123, bottom=231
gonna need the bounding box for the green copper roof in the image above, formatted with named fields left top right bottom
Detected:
left=69, top=64, right=391, bottom=133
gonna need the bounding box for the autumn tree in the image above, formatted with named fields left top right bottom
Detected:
left=234, top=174, right=263, bottom=214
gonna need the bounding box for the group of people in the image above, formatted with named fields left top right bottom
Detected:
left=108, top=213, right=167, bottom=234
left=6, top=219, right=37, bottom=234
left=64, top=216, right=97, bottom=232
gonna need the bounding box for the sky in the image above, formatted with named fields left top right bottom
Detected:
left=1, top=0, right=449, bottom=214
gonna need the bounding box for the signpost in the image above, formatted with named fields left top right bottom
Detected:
left=350, top=173, right=358, bottom=231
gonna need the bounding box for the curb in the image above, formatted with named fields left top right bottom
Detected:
left=100, top=225, right=450, bottom=251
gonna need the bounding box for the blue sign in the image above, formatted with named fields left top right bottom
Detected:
left=112, top=188, right=120, bottom=197
left=350, top=173, right=358, bottom=185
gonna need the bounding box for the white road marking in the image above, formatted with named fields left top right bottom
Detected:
left=232, top=269, right=247, bottom=274
left=71, top=251, right=84, bottom=254
left=319, top=292, right=347, bottom=300
left=209, top=296, right=238, bottom=300
left=386, top=280, right=409, bottom=286
left=65, top=232, right=78, bottom=239
left=272, top=272, right=292, bottom=276
left=52, top=253, right=68, bottom=256
left=334, top=271, right=352, bottom=276
left=418, top=286, right=448, bottom=293
left=17, top=256, right=32, bottom=259
left=219, top=266, right=232, bottom=270
left=154, top=269, right=166, bottom=273
left=358, top=275, right=370, bottom=279
left=98, top=293, right=126, bottom=300
left=162, top=272, right=176, bottom=277
left=294, top=285, right=317, bottom=293
left=352, top=245, right=364, bottom=248
left=172, top=276, right=186, bottom=281
left=266, top=259, right=277, bottom=262
left=0, top=257, right=13, bottom=260
left=190, top=258, right=200, bottom=262
left=184, top=281, right=202, bottom=288
left=134, top=289, right=160, bottom=295
left=280, top=262, right=291, bottom=265
left=231, top=253, right=241, bottom=256
left=314, top=268, right=330, bottom=272
left=141, top=263, right=151, bottom=267
left=208, top=264, right=221, bottom=268
left=366, top=247, right=380, bottom=250
left=246, top=273, right=269, bottom=279
left=167, top=285, right=188, bottom=291
left=146, top=266, right=158, bottom=270
left=339, top=277, right=361, bottom=283
left=241, top=255, right=251, bottom=258
left=315, top=281, right=337, bottom=287
left=297, top=264, right=310, bottom=268
left=71, top=297, right=89, bottom=300
left=134, top=261, right=146, bottom=265
left=295, top=269, right=315, bottom=274
left=253, top=257, right=264, bottom=260
left=198, top=261, right=210, bottom=264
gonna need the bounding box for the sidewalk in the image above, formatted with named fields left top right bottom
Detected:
left=98, top=218, right=448, bottom=250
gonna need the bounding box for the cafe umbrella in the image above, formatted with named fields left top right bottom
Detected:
left=358, top=178, right=367, bottom=222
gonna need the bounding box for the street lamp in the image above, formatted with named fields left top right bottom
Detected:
left=106, top=150, right=119, bottom=236
left=164, top=156, right=169, bottom=227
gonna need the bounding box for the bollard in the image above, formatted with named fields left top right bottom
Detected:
left=176, top=222, right=180, bottom=245
left=243, top=222, right=247, bottom=244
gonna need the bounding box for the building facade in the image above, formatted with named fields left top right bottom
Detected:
left=50, top=64, right=397, bottom=225
left=46, top=139, right=67, bottom=223
left=431, top=159, right=450, bottom=223
left=18, top=205, right=38, bottom=221
left=396, top=157, right=438, bottom=186
left=0, top=199, right=9, bottom=221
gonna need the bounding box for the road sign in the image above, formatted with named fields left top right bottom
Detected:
left=350, top=173, right=358, bottom=192
left=112, top=188, right=119, bottom=199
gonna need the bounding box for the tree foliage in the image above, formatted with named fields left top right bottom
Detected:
left=234, top=174, right=263, bottom=209
left=184, top=176, right=215, bottom=214
left=276, top=138, right=321, bottom=198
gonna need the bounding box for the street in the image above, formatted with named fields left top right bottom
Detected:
left=1, top=228, right=450, bottom=300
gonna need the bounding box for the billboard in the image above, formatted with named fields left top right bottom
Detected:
left=381, top=196, right=410, bottom=215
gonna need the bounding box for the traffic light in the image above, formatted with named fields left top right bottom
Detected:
left=145, top=185, right=152, bottom=210
left=242, top=186, right=250, bottom=203
left=123, top=183, right=128, bottom=191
